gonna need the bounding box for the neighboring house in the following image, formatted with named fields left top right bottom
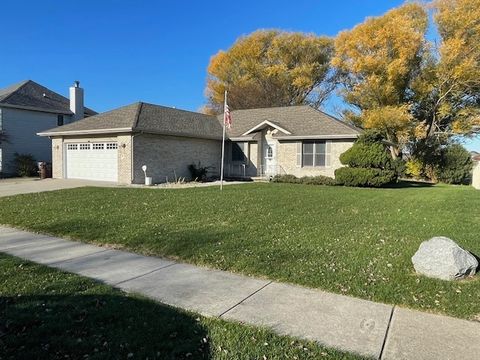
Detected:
left=38, top=103, right=360, bottom=184
left=0, top=80, right=95, bottom=175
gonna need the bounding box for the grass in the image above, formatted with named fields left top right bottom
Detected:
left=0, top=183, right=479, bottom=320
left=0, top=253, right=363, bottom=359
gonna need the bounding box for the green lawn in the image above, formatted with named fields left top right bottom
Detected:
left=0, top=253, right=362, bottom=359
left=0, top=183, right=479, bottom=320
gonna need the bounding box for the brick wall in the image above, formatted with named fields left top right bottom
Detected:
left=51, top=137, right=63, bottom=178
left=117, top=135, right=132, bottom=184
left=132, top=134, right=221, bottom=184
left=277, top=140, right=354, bottom=178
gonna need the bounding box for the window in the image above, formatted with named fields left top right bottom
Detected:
left=67, top=144, right=78, bottom=150
left=266, top=146, right=273, bottom=159
left=302, top=141, right=329, bottom=167
left=231, top=142, right=246, bottom=162
left=106, top=143, right=118, bottom=150
left=92, top=143, right=104, bottom=150
left=79, top=143, right=90, bottom=150
left=57, top=115, right=64, bottom=126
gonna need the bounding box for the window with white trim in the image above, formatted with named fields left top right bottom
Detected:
left=106, top=143, right=118, bottom=150
left=301, top=141, right=330, bottom=167
left=92, top=143, right=104, bottom=150
left=79, top=143, right=90, bottom=150
left=67, top=144, right=78, bottom=150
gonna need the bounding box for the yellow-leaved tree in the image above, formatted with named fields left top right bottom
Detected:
left=332, top=3, right=429, bottom=158
left=204, top=30, right=334, bottom=114
left=412, top=0, right=480, bottom=139
left=333, top=1, right=480, bottom=158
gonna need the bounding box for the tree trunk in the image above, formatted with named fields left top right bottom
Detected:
left=390, top=146, right=399, bottom=159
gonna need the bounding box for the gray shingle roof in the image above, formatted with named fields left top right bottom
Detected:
left=38, top=102, right=225, bottom=140
left=38, top=102, right=360, bottom=141
left=0, top=80, right=96, bottom=116
left=219, top=105, right=360, bottom=139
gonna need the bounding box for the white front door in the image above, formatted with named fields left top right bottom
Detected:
left=263, top=139, right=277, bottom=175
left=65, top=142, right=118, bottom=182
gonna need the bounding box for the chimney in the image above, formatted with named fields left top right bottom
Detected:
left=69, top=80, right=84, bottom=121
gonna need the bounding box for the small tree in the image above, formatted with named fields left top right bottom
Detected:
left=335, top=132, right=401, bottom=187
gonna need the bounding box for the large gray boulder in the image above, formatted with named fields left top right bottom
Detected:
left=412, top=237, right=478, bottom=281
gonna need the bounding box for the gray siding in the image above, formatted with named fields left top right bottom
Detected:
left=0, top=107, right=73, bottom=174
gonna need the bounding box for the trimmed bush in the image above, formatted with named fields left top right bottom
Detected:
left=435, top=144, right=473, bottom=184
left=335, top=167, right=396, bottom=187
left=272, top=174, right=300, bottom=183
left=335, top=131, right=401, bottom=187
left=339, top=142, right=393, bottom=169
left=272, top=174, right=336, bottom=186
left=299, top=175, right=337, bottom=186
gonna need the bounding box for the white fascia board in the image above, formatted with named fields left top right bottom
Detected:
left=274, top=134, right=359, bottom=140
left=241, top=120, right=292, bottom=136
left=228, top=136, right=257, bottom=141
left=37, top=128, right=133, bottom=137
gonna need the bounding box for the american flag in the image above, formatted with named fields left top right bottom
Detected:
left=224, top=103, right=232, bottom=129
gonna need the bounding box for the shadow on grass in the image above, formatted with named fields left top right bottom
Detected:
left=1, top=293, right=210, bottom=360
left=383, top=180, right=436, bottom=189
left=29, top=218, right=233, bottom=260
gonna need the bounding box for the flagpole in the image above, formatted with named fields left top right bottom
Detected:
left=220, top=90, right=227, bottom=191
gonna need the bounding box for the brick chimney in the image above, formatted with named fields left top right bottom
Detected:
left=69, top=80, right=84, bottom=121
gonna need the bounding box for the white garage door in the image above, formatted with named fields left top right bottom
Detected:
left=65, top=142, right=118, bottom=182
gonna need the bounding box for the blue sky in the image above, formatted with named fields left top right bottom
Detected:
left=1, top=0, right=478, bottom=150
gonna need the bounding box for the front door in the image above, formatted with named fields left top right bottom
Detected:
left=263, top=139, right=277, bottom=175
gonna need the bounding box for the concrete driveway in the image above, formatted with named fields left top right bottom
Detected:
left=0, top=178, right=118, bottom=197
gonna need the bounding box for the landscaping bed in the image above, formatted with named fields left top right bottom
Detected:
left=0, top=183, right=479, bottom=319
left=0, top=253, right=361, bottom=359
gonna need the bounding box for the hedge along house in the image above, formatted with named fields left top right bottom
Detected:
left=38, top=103, right=360, bottom=184
left=38, top=102, right=224, bottom=183
left=221, top=106, right=360, bottom=178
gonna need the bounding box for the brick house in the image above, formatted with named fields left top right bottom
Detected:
left=38, top=102, right=360, bottom=184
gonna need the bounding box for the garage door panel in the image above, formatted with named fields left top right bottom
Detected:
left=66, top=143, right=118, bottom=182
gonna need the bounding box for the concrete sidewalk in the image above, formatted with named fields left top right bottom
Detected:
left=1, top=226, right=479, bottom=360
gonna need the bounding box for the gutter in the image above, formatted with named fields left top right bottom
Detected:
left=37, top=128, right=223, bottom=141
left=37, top=127, right=134, bottom=137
